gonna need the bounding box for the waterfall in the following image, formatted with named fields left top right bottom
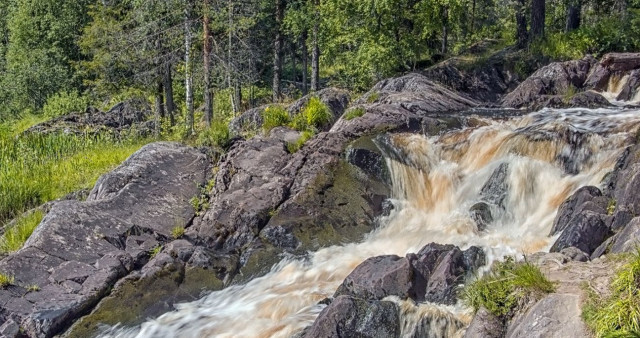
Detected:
left=100, top=107, right=640, bottom=338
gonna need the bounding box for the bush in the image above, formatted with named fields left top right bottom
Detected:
left=42, top=91, right=90, bottom=118
left=197, top=120, right=230, bottom=149
left=461, top=257, right=556, bottom=318
left=303, top=97, right=332, bottom=129
left=583, top=251, right=640, bottom=337
left=344, top=107, right=366, bottom=121
left=262, top=105, right=290, bottom=131
left=0, top=210, right=44, bottom=254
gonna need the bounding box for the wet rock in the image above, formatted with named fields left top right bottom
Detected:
left=26, top=99, right=151, bottom=136
left=480, top=163, right=510, bottom=208
left=334, top=255, right=413, bottom=300
left=550, top=211, right=611, bottom=255
left=566, top=91, right=611, bottom=108
left=585, top=53, right=640, bottom=90
left=550, top=186, right=607, bottom=236
left=502, top=56, right=596, bottom=109
left=470, top=202, right=492, bottom=231
left=409, top=243, right=485, bottom=304
left=613, top=163, right=640, bottom=218
left=464, top=307, right=504, bottom=338
left=610, top=217, right=640, bottom=254
left=506, top=294, right=589, bottom=338
left=617, top=69, right=640, bottom=101
left=346, top=147, right=388, bottom=184
left=228, top=105, right=268, bottom=136
left=303, top=295, right=400, bottom=338
left=0, top=142, right=208, bottom=337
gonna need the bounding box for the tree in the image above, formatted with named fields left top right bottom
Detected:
left=531, top=0, right=545, bottom=39
left=566, top=0, right=582, bottom=32
left=203, top=0, right=213, bottom=126
left=273, top=0, right=284, bottom=101
left=185, top=0, right=194, bottom=134
left=311, top=0, right=320, bottom=91
left=515, top=0, right=528, bottom=48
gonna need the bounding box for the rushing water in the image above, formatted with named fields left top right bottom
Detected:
left=101, top=107, right=640, bottom=338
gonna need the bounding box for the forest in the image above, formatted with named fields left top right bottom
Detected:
left=0, top=0, right=639, bottom=130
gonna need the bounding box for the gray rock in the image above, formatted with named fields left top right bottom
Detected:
left=0, top=142, right=208, bottom=337
left=464, top=307, right=504, bottom=338
left=585, top=53, right=640, bottom=90
left=228, top=105, right=268, bottom=136
left=550, top=211, right=611, bottom=255
left=610, top=217, right=640, bottom=254
left=506, top=294, right=589, bottom=338
left=0, top=319, right=20, bottom=338
left=334, top=255, right=413, bottom=300
left=559, top=247, right=589, bottom=262
left=566, top=91, right=611, bottom=108
left=617, top=69, right=640, bottom=101
left=470, top=202, right=493, bottom=231
left=303, top=295, right=400, bottom=338
left=480, top=163, right=510, bottom=208
left=550, top=186, right=606, bottom=236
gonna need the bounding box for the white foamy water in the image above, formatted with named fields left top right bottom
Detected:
left=100, top=107, right=640, bottom=338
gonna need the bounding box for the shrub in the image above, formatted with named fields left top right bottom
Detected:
left=287, top=131, right=315, bottom=153
left=149, top=245, right=162, bottom=258
left=42, top=91, right=90, bottom=118
left=583, top=251, right=640, bottom=337
left=344, top=107, right=366, bottom=121
left=0, top=210, right=45, bottom=254
left=461, top=257, right=556, bottom=318
left=289, top=112, right=308, bottom=132
left=303, top=97, right=332, bottom=129
left=366, top=92, right=380, bottom=103
left=262, top=105, right=290, bottom=131
left=197, top=120, right=230, bottom=149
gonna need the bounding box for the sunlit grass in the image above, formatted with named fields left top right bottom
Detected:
left=0, top=210, right=44, bottom=254
left=583, top=251, right=640, bottom=337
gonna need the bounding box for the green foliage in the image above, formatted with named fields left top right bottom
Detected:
left=26, top=284, right=40, bottom=292
left=287, top=130, right=314, bottom=153
left=366, top=93, right=380, bottom=104
left=0, top=210, right=44, bottom=254
left=289, top=97, right=332, bottom=132
left=149, top=245, right=162, bottom=259
left=197, top=120, right=230, bottom=149
left=171, top=226, right=185, bottom=239
left=461, top=257, right=556, bottom=318
left=42, top=91, right=90, bottom=118
left=583, top=252, right=640, bottom=337
left=262, top=105, right=290, bottom=132
left=0, top=273, right=14, bottom=288
left=344, top=107, right=366, bottom=121
left=608, top=199, right=617, bottom=216
left=0, top=121, right=147, bottom=224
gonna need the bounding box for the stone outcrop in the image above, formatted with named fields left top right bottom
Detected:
left=26, top=99, right=153, bottom=136
left=506, top=294, right=590, bottom=338
left=584, top=53, right=640, bottom=90
left=0, top=143, right=208, bottom=337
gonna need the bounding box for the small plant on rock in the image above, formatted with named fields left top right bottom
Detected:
left=0, top=273, right=14, bottom=288
left=286, top=131, right=315, bottom=153
left=171, top=226, right=185, bottom=239
left=262, top=105, right=290, bottom=132
left=26, top=284, right=40, bottom=292
left=344, top=107, right=366, bottom=121
left=149, top=245, right=162, bottom=258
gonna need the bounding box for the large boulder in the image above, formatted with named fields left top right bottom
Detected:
left=549, top=186, right=608, bottom=236
left=502, top=56, right=596, bottom=109
left=334, top=255, right=413, bottom=300
left=585, top=53, right=640, bottom=90
left=0, top=143, right=208, bottom=337
left=617, top=69, right=640, bottom=101
left=26, top=99, right=152, bottom=136
left=550, top=210, right=611, bottom=255
left=303, top=295, right=400, bottom=338
left=228, top=105, right=268, bottom=136
left=506, top=294, right=589, bottom=338
left=609, top=217, right=640, bottom=254
left=464, top=307, right=504, bottom=338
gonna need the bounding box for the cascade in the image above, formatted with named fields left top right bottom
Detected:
left=101, top=107, right=640, bottom=338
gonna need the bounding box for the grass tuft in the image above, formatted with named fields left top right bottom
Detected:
left=287, top=131, right=315, bottom=153
left=0, top=273, right=14, bottom=288
left=0, top=210, right=45, bottom=254
left=344, top=107, right=366, bottom=121
left=171, top=226, right=185, bottom=239
left=461, top=257, right=556, bottom=318
left=583, top=251, right=640, bottom=337
left=262, top=105, right=290, bottom=132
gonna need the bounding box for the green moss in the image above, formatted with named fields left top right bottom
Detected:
left=67, top=266, right=224, bottom=338
left=0, top=210, right=44, bottom=254
left=583, top=252, right=640, bottom=337
left=344, top=107, right=366, bottom=121
left=461, top=257, right=556, bottom=318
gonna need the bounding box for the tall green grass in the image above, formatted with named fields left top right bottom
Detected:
left=0, top=129, right=147, bottom=225
left=583, top=251, right=640, bottom=337
left=0, top=210, right=44, bottom=254
left=461, top=257, right=556, bottom=318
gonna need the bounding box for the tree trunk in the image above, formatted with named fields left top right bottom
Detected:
left=301, top=31, right=308, bottom=95
left=273, top=0, right=283, bottom=102
left=311, top=0, right=320, bottom=92
left=234, top=81, right=242, bottom=111
left=441, top=6, right=449, bottom=55
left=155, top=80, right=165, bottom=137
left=531, top=0, right=545, bottom=40
left=228, top=0, right=238, bottom=114
left=515, top=0, right=528, bottom=48
left=565, top=0, right=581, bottom=32
left=291, top=41, right=297, bottom=90
left=470, top=0, right=476, bottom=35
left=163, top=63, right=176, bottom=126
left=184, top=0, right=194, bottom=134
left=203, top=0, right=213, bottom=127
